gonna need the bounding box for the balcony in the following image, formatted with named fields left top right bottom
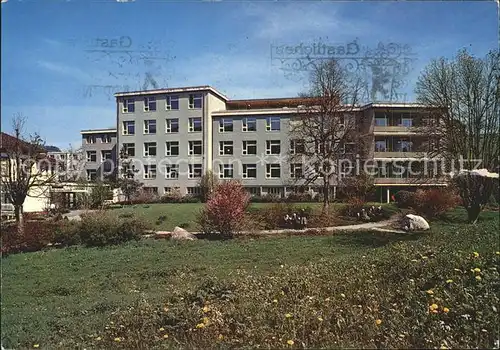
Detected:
left=374, top=151, right=425, bottom=159
left=374, top=177, right=448, bottom=186
left=373, top=125, right=418, bottom=135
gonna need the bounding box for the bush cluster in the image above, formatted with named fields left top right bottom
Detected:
left=395, top=189, right=461, bottom=219
left=1, top=221, right=59, bottom=255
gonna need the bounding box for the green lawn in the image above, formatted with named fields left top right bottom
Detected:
left=109, top=202, right=390, bottom=231
left=2, top=208, right=498, bottom=349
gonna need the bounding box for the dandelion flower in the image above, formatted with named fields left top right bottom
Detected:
left=110, top=321, right=114, bottom=325
left=446, top=279, right=453, bottom=284
left=163, top=334, right=169, bottom=339
left=114, top=338, right=121, bottom=342
left=280, top=291, right=285, bottom=296
left=443, top=307, right=450, bottom=313
left=473, top=252, right=479, bottom=258
left=426, top=289, right=434, bottom=295
left=218, top=334, right=224, bottom=340
left=196, top=323, right=205, bottom=329
left=96, top=337, right=101, bottom=341
left=202, top=306, right=210, bottom=313
left=285, top=313, right=293, bottom=318
left=33, top=345, right=40, bottom=349
left=159, top=327, right=165, bottom=331
left=476, top=275, right=482, bottom=281
left=273, top=299, right=278, bottom=303
left=287, top=340, right=294, bottom=345
left=375, top=319, right=382, bottom=325
left=473, top=268, right=481, bottom=273
left=496, top=251, right=500, bottom=255
left=318, top=317, right=324, bottom=322
left=202, top=317, right=210, bottom=324
left=340, top=293, right=346, bottom=298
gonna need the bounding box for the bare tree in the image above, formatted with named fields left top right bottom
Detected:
left=289, top=59, right=365, bottom=212
left=415, top=49, right=500, bottom=172
left=114, top=145, right=142, bottom=203
left=0, top=115, right=57, bottom=230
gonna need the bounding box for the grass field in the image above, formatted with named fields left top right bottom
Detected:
left=109, top=202, right=388, bottom=231
left=1, top=208, right=499, bottom=349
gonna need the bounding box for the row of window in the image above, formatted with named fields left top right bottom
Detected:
left=84, top=134, right=113, bottom=144
left=121, top=116, right=281, bottom=135
left=122, top=94, right=203, bottom=113
left=86, top=150, right=113, bottom=162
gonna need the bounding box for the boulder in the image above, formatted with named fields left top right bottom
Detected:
left=170, top=226, right=197, bottom=241
left=402, top=214, right=430, bottom=231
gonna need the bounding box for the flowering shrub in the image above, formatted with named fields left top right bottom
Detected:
left=412, top=188, right=461, bottom=219
left=340, top=197, right=366, bottom=217
left=394, top=190, right=416, bottom=209
left=198, top=181, right=250, bottom=238
left=1, top=221, right=60, bottom=255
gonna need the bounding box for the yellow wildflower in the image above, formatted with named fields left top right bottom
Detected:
left=218, top=334, right=224, bottom=340
left=473, top=252, right=479, bottom=258
left=473, top=268, right=481, bottom=273
left=446, top=279, right=453, bottom=284
left=196, top=323, right=205, bottom=329
left=202, top=317, right=210, bottom=324
left=114, top=338, right=121, bottom=342
left=273, top=299, right=278, bottom=303
left=496, top=251, right=500, bottom=255
left=202, top=306, right=210, bottom=313
left=318, top=317, right=324, bottom=322
left=443, top=307, right=450, bottom=313
left=476, top=275, right=482, bottom=281
left=440, top=345, right=448, bottom=349
left=285, top=313, right=293, bottom=318
left=287, top=340, right=294, bottom=345
left=33, top=345, right=40, bottom=349
left=426, top=289, right=434, bottom=295
left=375, top=319, right=382, bottom=325
left=96, top=337, right=101, bottom=341
left=280, top=291, right=285, bottom=296
left=163, top=334, right=169, bottom=339
left=159, top=327, right=164, bottom=331
left=429, top=303, right=439, bottom=311
left=340, top=293, right=346, bottom=298
left=110, top=321, right=114, bottom=325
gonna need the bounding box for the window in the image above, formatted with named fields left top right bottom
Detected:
left=219, top=164, right=234, bottom=179
left=188, top=94, right=202, bottom=109
left=242, top=164, right=257, bottom=179
left=265, top=187, right=284, bottom=196
left=86, top=151, right=97, bottom=162
left=242, top=117, right=257, bottom=132
left=143, top=164, right=157, bottom=179
left=101, top=150, right=112, bottom=162
left=396, top=139, right=413, bottom=152
left=188, top=141, right=203, bottom=156
left=290, top=163, right=303, bottom=178
left=266, top=116, right=280, bottom=131
left=102, top=134, right=112, bottom=143
left=166, top=118, right=179, bottom=133
left=219, top=141, right=233, bottom=155
left=86, top=169, right=97, bottom=181
left=123, top=143, right=135, bottom=157
left=187, top=187, right=202, bottom=196
left=85, top=135, right=96, bottom=144
left=400, top=117, right=413, bottom=127
left=165, top=165, right=179, bottom=179
left=166, top=95, right=179, bottom=110
left=375, top=115, right=387, bottom=126
left=375, top=140, right=387, bottom=152
left=266, top=140, right=281, bottom=155
left=144, top=120, right=157, bottom=134
left=188, top=164, right=203, bottom=178
left=290, top=140, right=305, bottom=154
left=165, top=141, right=179, bottom=156
left=144, top=142, right=157, bottom=157
left=164, top=187, right=172, bottom=194
left=123, top=121, right=135, bottom=135
left=144, top=96, right=157, bottom=112
left=122, top=98, right=135, bottom=113
left=266, top=164, right=281, bottom=178
left=246, top=187, right=260, bottom=196
left=242, top=140, right=257, bottom=155
left=143, top=187, right=158, bottom=195
left=219, top=118, right=233, bottom=132
left=188, top=117, right=202, bottom=132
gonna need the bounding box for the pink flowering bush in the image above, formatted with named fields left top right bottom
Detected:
left=197, top=181, right=250, bottom=238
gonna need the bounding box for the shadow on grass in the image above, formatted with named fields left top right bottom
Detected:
left=334, top=230, right=428, bottom=248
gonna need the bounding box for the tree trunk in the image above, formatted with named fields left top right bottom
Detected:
left=14, top=205, right=24, bottom=235
left=322, top=182, right=330, bottom=213
left=466, top=205, right=482, bottom=224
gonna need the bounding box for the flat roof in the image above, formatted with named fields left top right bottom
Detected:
left=80, top=128, right=117, bottom=135
left=114, top=85, right=228, bottom=101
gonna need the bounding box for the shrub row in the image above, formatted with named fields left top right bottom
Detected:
left=394, top=189, right=461, bottom=219
left=1, top=212, right=151, bottom=255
